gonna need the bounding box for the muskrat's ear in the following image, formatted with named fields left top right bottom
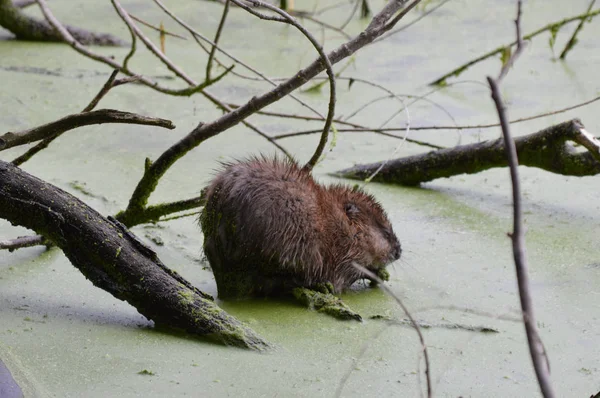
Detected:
left=344, top=202, right=360, bottom=216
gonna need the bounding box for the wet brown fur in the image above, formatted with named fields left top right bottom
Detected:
left=200, top=156, right=401, bottom=299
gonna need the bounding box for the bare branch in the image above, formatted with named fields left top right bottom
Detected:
left=375, top=0, right=451, bottom=43
left=34, top=0, right=225, bottom=96
left=82, top=69, right=120, bottom=112
left=206, top=0, right=230, bottom=81
left=0, top=235, right=46, bottom=251
left=0, top=109, right=174, bottom=152
left=129, top=14, right=187, bottom=40
left=487, top=2, right=555, bottom=396
left=231, top=0, right=336, bottom=170
left=496, top=0, right=525, bottom=83
left=430, top=7, right=600, bottom=86
left=110, top=0, right=195, bottom=85
left=346, top=264, right=432, bottom=398
left=559, top=0, right=597, bottom=59
left=153, top=0, right=325, bottom=119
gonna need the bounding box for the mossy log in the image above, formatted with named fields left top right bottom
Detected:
left=0, top=160, right=269, bottom=350
left=335, top=119, right=600, bottom=185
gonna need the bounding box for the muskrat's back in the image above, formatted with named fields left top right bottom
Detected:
left=200, top=157, right=401, bottom=299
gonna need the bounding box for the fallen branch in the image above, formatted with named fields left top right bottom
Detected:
left=334, top=119, right=600, bottom=185
left=0, top=0, right=125, bottom=45
left=0, top=160, right=269, bottom=350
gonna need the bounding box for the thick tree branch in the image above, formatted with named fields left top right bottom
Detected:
left=335, top=119, right=600, bottom=185
left=0, top=160, right=269, bottom=350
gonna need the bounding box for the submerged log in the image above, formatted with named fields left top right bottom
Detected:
left=335, top=119, right=600, bottom=185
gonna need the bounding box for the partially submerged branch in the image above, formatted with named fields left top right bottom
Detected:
left=0, top=160, right=269, bottom=350
left=0, top=0, right=125, bottom=45
left=335, top=119, right=600, bottom=185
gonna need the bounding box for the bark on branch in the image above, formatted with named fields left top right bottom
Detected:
left=335, top=119, right=600, bottom=185
left=0, top=160, right=269, bottom=350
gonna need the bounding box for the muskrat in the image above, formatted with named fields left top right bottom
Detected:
left=200, top=156, right=401, bottom=299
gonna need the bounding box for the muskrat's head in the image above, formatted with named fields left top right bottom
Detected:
left=330, top=185, right=402, bottom=278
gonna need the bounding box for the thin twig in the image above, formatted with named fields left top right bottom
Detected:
left=206, top=0, right=230, bottom=81
left=111, top=0, right=195, bottom=85
left=152, top=0, right=326, bottom=124
left=230, top=0, right=336, bottom=170
left=487, top=2, right=555, bottom=397
left=339, top=0, right=361, bottom=30
left=275, top=126, right=442, bottom=148
left=335, top=323, right=394, bottom=397
left=559, top=0, right=596, bottom=59
left=274, top=93, right=600, bottom=139
left=352, top=264, right=432, bottom=398
left=129, top=14, right=187, bottom=39
left=82, top=69, right=120, bottom=112
left=497, top=1, right=525, bottom=83
left=10, top=69, right=126, bottom=166
left=375, top=0, right=452, bottom=43
left=0, top=235, right=46, bottom=251
left=300, top=14, right=352, bottom=40
left=430, top=8, right=600, bottom=85
left=36, top=0, right=285, bottom=159
left=35, top=0, right=218, bottom=96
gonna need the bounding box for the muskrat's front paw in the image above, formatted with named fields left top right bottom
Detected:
left=370, top=268, right=390, bottom=286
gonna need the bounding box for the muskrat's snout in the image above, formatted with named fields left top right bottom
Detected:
left=391, top=240, right=402, bottom=261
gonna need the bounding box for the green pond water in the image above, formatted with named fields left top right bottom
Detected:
left=1, top=0, right=599, bottom=396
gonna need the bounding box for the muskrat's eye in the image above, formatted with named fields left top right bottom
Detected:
left=344, top=203, right=360, bottom=216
